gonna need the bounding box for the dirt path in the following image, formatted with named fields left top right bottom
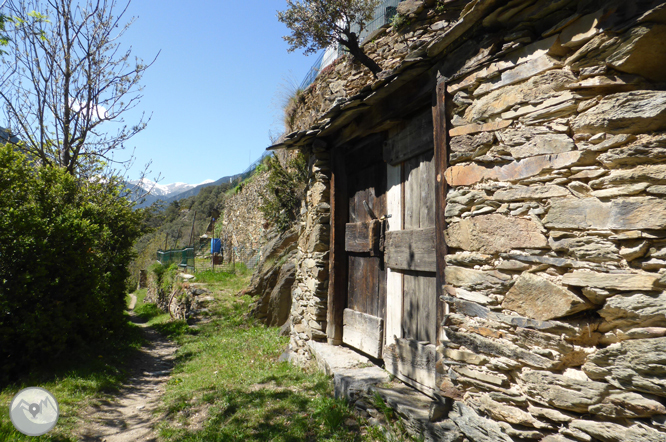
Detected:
left=76, top=296, right=177, bottom=442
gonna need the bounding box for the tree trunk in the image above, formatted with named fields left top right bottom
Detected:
left=341, top=31, right=381, bottom=77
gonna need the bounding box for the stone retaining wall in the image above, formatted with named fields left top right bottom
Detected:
left=221, top=172, right=269, bottom=263
left=289, top=145, right=332, bottom=365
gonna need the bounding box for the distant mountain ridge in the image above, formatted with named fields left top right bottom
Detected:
left=127, top=173, right=245, bottom=208
left=129, top=178, right=215, bottom=197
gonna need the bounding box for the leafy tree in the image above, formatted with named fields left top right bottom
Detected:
left=0, top=144, right=143, bottom=383
left=277, top=0, right=382, bottom=76
left=0, top=0, right=156, bottom=176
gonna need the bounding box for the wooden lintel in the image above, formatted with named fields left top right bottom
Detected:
left=385, top=227, right=436, bottom=272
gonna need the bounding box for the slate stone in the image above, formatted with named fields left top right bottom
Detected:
left=520, top=370, right=612, bottom=413
left=583, top=337, right=666, bottom=397
left=590, top=183, right=649, bottom=198
left=446, top=330, right=554, bottom=369
left=445, top=214, right=548, bottom=254
left=527, top=404, right=574, bottom=423
left=477, top=394, right=550, bottom=428
left=590, top=164, right=666, bottom=188
left=504, top=134, right=575, bottom=159
left=445, top=251, right=494, bottom=266
left=573, top=91, right=666, bottom=135
left=540, top=435, right=579, bottom=442
left=548, top=236, right=620, bottom=262
left=450, top=132, right=494, bottom=157
left=562, top=271, right=659, bottom=291
left=444, top=266, right=512, bottom=292
left=569, top=419, right=666, bottom=442
left=589, top=391, right=666, bottom=418
left=559, top=10, right=602, bottom=48
left=450, top=402, right=514, bottom=442
left=607, top=23, right=666, bottom=83
left=445, top=151, right=586, bottom=186
left=598, top=136, right=666, bottom=168
left=543, top=197, right=666, bottom=230
left=474, top=55, right=562, bottom=96
left=493, top=185, right=569, bottom=201
left=503, top=273, right=593, bottom=321
left=464, top=69, right=575, bottom=121
left=598, top=291, right=666, bottom=331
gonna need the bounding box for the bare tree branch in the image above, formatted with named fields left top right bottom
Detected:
left=1, top=0, right=157, bottom=178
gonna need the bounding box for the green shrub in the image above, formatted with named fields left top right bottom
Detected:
left=148, top=262, right=180, bottom=311
left=259, top=152, right=309, bottom=232
left=0, top=145, right=143, bottom=385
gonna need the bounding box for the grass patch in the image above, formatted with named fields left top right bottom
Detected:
left=131, top=288, right=189, bottom=339
left=193, top=265, right=250, bottom=289
left=157, top=273, right=364, bottom=442
left=0, top=316, right=145, bottom=441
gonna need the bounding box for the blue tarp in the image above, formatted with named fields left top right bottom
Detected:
left=211, top=238, right=222, bottom=254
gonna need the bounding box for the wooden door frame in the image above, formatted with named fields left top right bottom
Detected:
left=433, top=79, right=448, bottom=344
left=327, top=145, right=348, bottom=345
left=327, top=80, right=448, bottom=348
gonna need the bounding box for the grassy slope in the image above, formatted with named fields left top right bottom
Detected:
left=150, top=269, right=365, bottom=442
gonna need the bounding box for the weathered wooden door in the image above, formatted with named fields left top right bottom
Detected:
left=381, top=97, right=447, bottom=396
left=342, top=136, right=387, bottom=358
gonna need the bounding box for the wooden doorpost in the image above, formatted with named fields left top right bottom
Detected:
left=433, top=80, right=448, bottom=344
left=327, top=146, right=348, bottom=345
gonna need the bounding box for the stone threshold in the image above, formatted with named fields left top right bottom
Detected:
left=306, top=341, right=458, bottom=442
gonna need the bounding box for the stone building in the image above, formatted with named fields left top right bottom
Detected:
left=270, top=0, right=666, bottom=440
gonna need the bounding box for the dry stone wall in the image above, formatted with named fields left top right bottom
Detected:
left=221, top=172, right=269, bottom=263
left=438, top=3, right=666, bottom=440
left=288, top=145, right=332, bottom=365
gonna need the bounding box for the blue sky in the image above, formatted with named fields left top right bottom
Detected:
left=117, top=0, right=317, bottom=184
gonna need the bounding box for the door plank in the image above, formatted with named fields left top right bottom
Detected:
left=386, top=163, right=403, bottom=341
left=343, top=308, right=384, bottom=358
left=385, top=227, right=437, bottom=272
left=384, top=338, right=440, bottom=396
left=405, top=155, right=421, bottom=229
left=420, top=151, right=436, bottom=228
left=402, top=273, right=418, bottom=341
left=383, top=109, right=435, bottom=165
left=418, top=274, right=437, bottom=343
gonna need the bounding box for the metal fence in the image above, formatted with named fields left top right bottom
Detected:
left=299, top=0, right=404, bottom=90
left=299, top=51, right=326, bottom=90
left=156, top=247, right=195, bottom=271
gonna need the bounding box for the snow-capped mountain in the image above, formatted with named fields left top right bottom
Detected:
left=129, top=178, right=214, bottom=198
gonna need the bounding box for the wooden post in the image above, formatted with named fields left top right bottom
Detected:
left=211, top=219, right=215, bottom=273
left=164, top=232, right=169, bottom=251
left=326, top=146, right=348, bottom=345
left=173, top=227, right=181, bottom=249
left=433, top=79, right=448, bottom=344
left=189, top=211, right=197, bottom=273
